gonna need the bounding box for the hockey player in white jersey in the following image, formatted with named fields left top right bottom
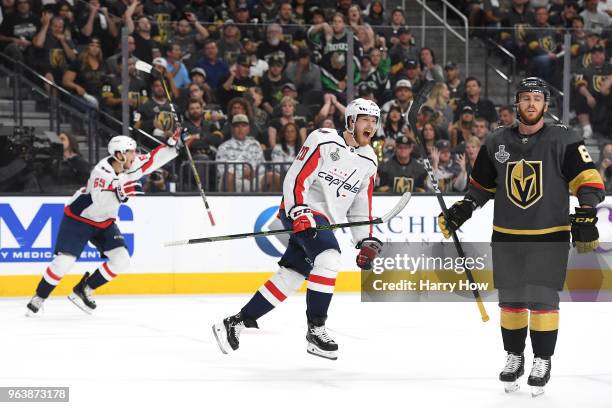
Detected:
left=213, top=98, right=383, bottom=360
left=26, top=132, right=184, bottom=315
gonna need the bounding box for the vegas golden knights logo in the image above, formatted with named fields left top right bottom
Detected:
left=393, top=177, right=414, bottom=193
left=540, top=36, right=554, bottom=52
left=506, top=159, right=543, bottom=209
left=593, top=75, right=605, bottom=93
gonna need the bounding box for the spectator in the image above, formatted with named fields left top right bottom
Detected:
left=471, top=117, right=490, bottom=142
left=400, top=58, right=425, bottom=94
left=246, top=86, right=269, bottom=132
left=56, top=1, right=79, bottom=44
left=184, top=82, right=225, bottom=130
left=216, top=114, right=264, bottom=192
left=0, top=0, right=38, bottom=62
left=444, top=61, right=464, bottom=113
left=377, top=135, right=427, bottom=193
left=364, top=0, right=386, bottom=27
left=314, top=92, right=345, bottom=128
left=525, top=6, right=561, bottom=85
left=183, top=98, right=222, bottom=158
left=260, top=55, right=290, bottom=114
left=455, top=76, right=498, bottom=125
left=216, top=53, right=255, bottom=109
left=142, top=0, right=176, bottom=44
left=499, top=0, right=534, bottom=61
left=186, top=0, right=217, bottom=24
left=421, top=121, right=438, bottom=156
left=32, top=13, right=77, bottom=84
left=285, top=47, right=323, bottom=96
left=252, top=0, right=278, bottom=23
left=275, top=82, right=310, bottom=122
left=241, top=37, right=267, bottom=80
left=574, top=44, right=612, bottom=138
left=196, top=38, right=229, bottom=91
left=381, top=79, right=413, bottom=122
left=425, top=81, right=453, bottom=130
left=389, top=26, right=418, bottom=78
left=152, top=56, right=179, bottom=98
left=267, top=122, right=302, bottom=191
left=597, top=142, right=612, bottom=191
left=428, top=139, right=466, bottom=192
left=360, top=47, right=390, bottom=102
left=135, top=78, right=174, bottom=144
left=143, top=169, right=168, bottom=193
left=56, top=131, right=91, bottom=185
left=378, top=105, right=408, bottom=160
left=101, top=56, right=149, bottom=119
left=581, top=0, right=611, bottom=34
left=222, top=96, right=263, bottom=140
left=173, top=13, right=209, bottom=63
left=268, top=96, right=307, bottom=147
left=63, top=37, right=107, bottom=108
left=126, top=11, right=159, bottom=64
left=498, top=105, right=517, bottom=126
left=348, top=4, right=375, bottom=53
left=569, top=16, right=589, bottom=68
left=450, top=105, right=475, bottom=147
left=273, top=1, right=301, bottom=42
left=464, top=136, right=481, bottom=182
left=257, top=23, right=295, bottom=65
left=383, top=7, right=406, bottom=46
left=419, top=47, right=444, bottom=82
left=106, top=35, right=136, bottom=78
left=164, top=42, right=191, bottom=89
left=216, top=19, right=241, bottom=66
left=292, top=0, right=308, bottom=25
left=233, top=3, right=260, bottom=42
left=549, top=1, right=579, bottom=29
left=76, top=0, right=117, bottom=57
left=315, top=12, right=363, bottom=99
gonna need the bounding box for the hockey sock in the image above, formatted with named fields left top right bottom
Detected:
left=241, top=267, right=305, bottom=321
left=306, top=250, right=340, bottom=323
left=36, top=254, right=76, bottom=298
left=36, top=269, right=59, bottom=298
left=529, top=310, right=559, bottom=357
left=86, top=269, right=109, bottom=290
left=500, top=307, right=528, bottom=353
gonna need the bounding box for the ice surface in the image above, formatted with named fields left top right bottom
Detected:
left=1, top=294, right=611, bottom=407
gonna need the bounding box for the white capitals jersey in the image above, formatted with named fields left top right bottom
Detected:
left=281, top=128, right=378, bottom=244
left=64, top=144, right=178, bottom=228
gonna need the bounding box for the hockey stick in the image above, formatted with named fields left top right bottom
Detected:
left=135, top=60, right=216, bottom=226
left=408, top=81, right=489, bottom=322
left=163, top=192, right=411, bottom=247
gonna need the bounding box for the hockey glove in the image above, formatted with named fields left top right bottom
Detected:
left=437, top=197, right=478, bottom=239
left=288, top=205, right=317, bottom=239
left=167, top=127, right=188, bottom=150
left=356, top=237, right=383, bottom=270
left=571, top=207, right=599, bottom=253
left=116, top=178, right=143, bottom=202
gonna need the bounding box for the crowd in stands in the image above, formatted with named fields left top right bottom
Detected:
left=0, top=0, right=611, bottom=193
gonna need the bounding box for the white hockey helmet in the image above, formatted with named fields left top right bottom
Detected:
left=107, top=135, right=137, bottom=157
left=345, top=98, right=381, bottom=133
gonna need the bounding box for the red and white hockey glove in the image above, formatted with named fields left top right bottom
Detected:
left=356, top=237, right=383, bottom=270
left=116, top=178, right=143, bottom=202
left=167, top=127, right=188, bottom=150
left=288, top=205, right=317, bottom=239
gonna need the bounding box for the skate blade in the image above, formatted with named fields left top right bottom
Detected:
left=531, top=386, right=545, bottom=397
left=212, top=323, right=230, bottom=355
left=503, top=381, right=520, bottom=393
left=67, top=293, right=94, bottom=315
left=306, top=343, right=338, bottom=360
left=25, top=307, right=42, bottom=317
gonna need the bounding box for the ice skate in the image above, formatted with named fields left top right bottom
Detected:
left=25, top=295, right=45, bottom=317
left=212, top=312, right=258, bottom=354
left=67, top=272, right=96, bottom=314
left=306, top=321, right=338, bottom=360
left=528, top=357, right=551, bottom=397
left=499, top=352, right=524, bottom=393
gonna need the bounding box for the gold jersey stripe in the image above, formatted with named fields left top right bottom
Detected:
left=501, top=309, right=528, bottom=330
left=469, top=176, right=496, bottom=193
left=530, top=312, right=560, bottom=332
left=569, top=168, right=604, bottom=195
left=493, top=225, right=571, bottom=235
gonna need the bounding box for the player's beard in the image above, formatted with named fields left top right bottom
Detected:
left=518, top=105, right=545, bottom=126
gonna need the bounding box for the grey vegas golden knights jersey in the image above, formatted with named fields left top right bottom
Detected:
left=466, top=124, right=605, bottom=290
left=467, top=124, right=604, bottom=242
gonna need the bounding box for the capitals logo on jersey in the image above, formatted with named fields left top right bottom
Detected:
left=506, top=159, right=543, bottom=209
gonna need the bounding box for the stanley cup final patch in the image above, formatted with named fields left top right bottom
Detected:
left=506, top=159, right=543, bottom=209
left=495, top=145, right=510, bottom=163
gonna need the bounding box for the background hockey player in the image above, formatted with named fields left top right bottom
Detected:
left=438, top=77, right=604, bottom=396
left=213, top=98, right=383, bottom=360
left=27, top=132, right=184, bottom=315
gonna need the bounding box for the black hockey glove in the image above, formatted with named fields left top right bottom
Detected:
left=356, top=237, right=383, bottom=270
left=571, top=207, right=599, bottom=253
left=437, top=197, right=478, bottom=239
